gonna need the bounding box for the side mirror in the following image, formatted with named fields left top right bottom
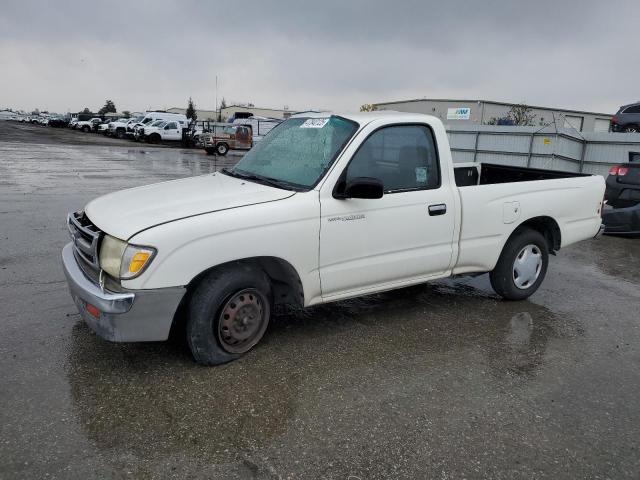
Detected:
left=337, top=177, right=384, bottom=199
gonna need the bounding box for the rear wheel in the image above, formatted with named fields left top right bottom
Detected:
left=82, top=125, right=90, bottom=132
left=624, top=125, right=639, bottom=133
left=216, top=143, right=229, bottom=156
left=187, top=265, right=272, bottom=365
left=490, top=227, right=549, bottom=300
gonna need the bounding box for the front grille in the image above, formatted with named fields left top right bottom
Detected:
left=67, top=211, right=102, bottom=269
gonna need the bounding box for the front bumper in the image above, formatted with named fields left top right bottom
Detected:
left=61, top=243, right=185, bottom=342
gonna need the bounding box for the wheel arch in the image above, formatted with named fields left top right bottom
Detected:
left=513, top=215, right=561, bottom=254
left=186, top=256, right=305, bottom=311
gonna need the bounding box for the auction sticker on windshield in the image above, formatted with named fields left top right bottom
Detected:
left=300, top=118, right=329, bottom=129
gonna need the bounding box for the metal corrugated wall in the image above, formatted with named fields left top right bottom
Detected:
left=446, top=125, right=640, bottom=177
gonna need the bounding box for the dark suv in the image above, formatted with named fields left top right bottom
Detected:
left=602, top=152, right=640, bottom=235
left=610, top=102, right=640, bottom=133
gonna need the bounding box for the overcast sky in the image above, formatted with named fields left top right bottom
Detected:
left=0, top=0, right=638, bottom=114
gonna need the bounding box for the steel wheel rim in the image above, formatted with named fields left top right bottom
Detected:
left=512, top=244, right=543, bottom=290
left=217, top=288, right=268, bottom=354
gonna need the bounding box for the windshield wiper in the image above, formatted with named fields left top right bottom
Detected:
left=221, top=168, right=302, bottom=191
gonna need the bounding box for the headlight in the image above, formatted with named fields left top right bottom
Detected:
left=99, top=235, right=156, bottom=280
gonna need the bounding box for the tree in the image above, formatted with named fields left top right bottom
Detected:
left=486, top=116, right=515, bottom=126
left=359, top=103, right=377, bottom=112
left=217, top=97, right=227, bottom=121
left=122, top=110, right=131, bottom=118
left=31, top=108, right=40, bottom=115
left=81, top=107, right=91, bottom=114
left=186, top=97, right=197, bottom=121
left=506, top=103, right=536, bottom=126
left=98, top=99, right=117, bottom=116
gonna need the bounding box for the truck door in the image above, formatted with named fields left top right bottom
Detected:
left=164, top=122, right=181, bottom=140
left=319, top=124, right=456, bottom=297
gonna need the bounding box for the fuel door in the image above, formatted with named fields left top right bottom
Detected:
left=503, top=201, right=521, bottom=224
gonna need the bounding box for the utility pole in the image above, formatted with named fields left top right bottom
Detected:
left=215, top=75, right=218, bottom=121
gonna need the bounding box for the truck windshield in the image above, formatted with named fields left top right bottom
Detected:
left=226, top=116, right=359, bottom=190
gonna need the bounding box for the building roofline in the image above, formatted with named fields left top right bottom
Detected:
left=223, top=105, right=293, bottom=112
left=167, top=105, right=296, bottom=113
left=373, top=98, right=613, bottom=117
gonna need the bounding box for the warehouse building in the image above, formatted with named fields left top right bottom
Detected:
left=167, top=105, right=293, bottom=121
left=373, top=98, right=613, bottom=133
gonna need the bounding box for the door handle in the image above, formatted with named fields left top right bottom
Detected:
left=428, top=204, right=447, bottom=216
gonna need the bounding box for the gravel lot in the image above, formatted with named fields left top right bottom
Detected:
left=1, top=120, right=639, bottom=479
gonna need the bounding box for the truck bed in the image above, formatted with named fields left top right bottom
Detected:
left=451, top=162, right=603, bottom=276
left=454, top=162, right=588, bottom=187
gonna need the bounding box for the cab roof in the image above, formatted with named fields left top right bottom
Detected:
left=292, top=110, right=439, bottom=126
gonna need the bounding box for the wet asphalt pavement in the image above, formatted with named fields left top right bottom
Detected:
left=1, top=121, right=639, bottom=479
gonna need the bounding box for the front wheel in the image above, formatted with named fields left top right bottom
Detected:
left=187, top=265, right=272, bottom=365
left=216, top=143, right=229, bottom=156
left=489, top=227, right=549, bottom=300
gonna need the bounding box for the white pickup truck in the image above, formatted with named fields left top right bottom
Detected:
left=62, top=112, right=605, bottom=365
left=75, top=117, right=102, bottom=133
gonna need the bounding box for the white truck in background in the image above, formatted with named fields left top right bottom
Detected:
left=75, top=117, right=102, bottom=132
left=108, top=117, right=141, bottom=139
left=141, top=120, right=186, bottom=143
left=62, top=112, right=605, bottom=365
left=129, top=112, right=188, bottom=141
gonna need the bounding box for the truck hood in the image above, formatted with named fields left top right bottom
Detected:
left=85, top=172, right=295, bottom=240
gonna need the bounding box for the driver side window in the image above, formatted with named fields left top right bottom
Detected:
left=345, top=125, right=440, bottom=192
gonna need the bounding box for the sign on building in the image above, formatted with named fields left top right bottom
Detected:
left=447, top=107, right=471, bottom=120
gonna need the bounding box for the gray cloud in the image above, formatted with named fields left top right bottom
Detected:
left=1, top=0, right=637, bottom=114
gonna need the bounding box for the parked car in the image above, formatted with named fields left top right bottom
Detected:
left=610, top=102, right=640, bottom=133
left=97, top=120, right=113, bottom=134
left=134, top=119, right=166, bottom=141
left=108, top=118, right=137, bottom=139
left=603, top=154, right=640, bottom=235
left=202, top=124, right=253, bottom=155
left=48, top=116, right=69, bottom=128
left=76, top=118, right=102, bottom=132
left=95, top=118, right=121, bottom=135
left=62, top=112, right=605, bottom=365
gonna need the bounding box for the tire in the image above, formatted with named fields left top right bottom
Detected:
left=82, top=125, right=90, bottom=132
left=489, top=227, right=549, bottom=300
left=216, top=143, right=229, bottom=156
left=187, top=265, right=272, bottom=365
left=116, top=129, right=125, bottom=139
left=148, top=133, right=161, bottom=144
left=624, top=125, right=639, bottom=133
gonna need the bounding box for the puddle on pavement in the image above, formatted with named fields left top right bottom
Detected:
left=65, top=275, right=581, bottom=463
